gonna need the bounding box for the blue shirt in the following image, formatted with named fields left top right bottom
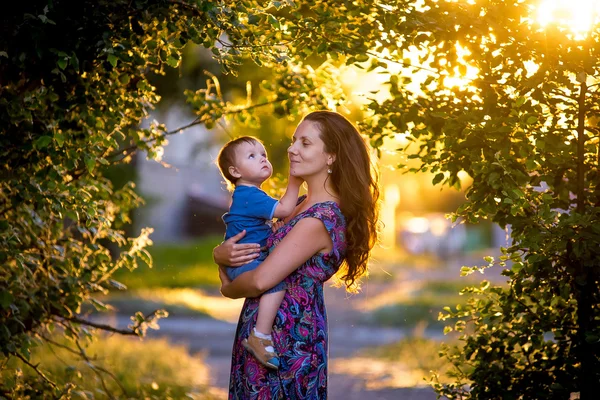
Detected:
left=222, top=185, right=279, bottom=247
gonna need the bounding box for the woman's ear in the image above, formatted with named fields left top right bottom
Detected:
left=328, top=154, right=336, bottom=165
left=229, top=166, right=241, bottom=178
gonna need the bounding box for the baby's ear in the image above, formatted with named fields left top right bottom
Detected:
left=229, top=165, right=241, bottom=179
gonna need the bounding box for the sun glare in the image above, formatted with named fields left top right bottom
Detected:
left=535, top=0, right=600, bottom=38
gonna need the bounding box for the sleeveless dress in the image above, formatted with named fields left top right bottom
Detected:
left=228, top=197, right=347, bottom=400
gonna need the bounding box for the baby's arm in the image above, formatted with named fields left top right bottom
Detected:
left=272, top=175, right=303, bottom=218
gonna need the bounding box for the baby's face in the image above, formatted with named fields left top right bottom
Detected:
left=233, top=141, right=273, bottom=185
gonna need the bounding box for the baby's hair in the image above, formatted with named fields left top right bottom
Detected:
left=216, top=136, right=263, bottom=190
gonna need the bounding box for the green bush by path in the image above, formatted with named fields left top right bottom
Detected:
left=112, top=236, right=223, bottom=289
left=1, top=334, right=220, bottom=399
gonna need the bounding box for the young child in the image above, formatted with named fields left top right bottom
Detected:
left=216, top=136, right=301, bottom=370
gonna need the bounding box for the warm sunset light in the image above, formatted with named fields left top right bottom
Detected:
left=535, top=0, right=600, bottom=38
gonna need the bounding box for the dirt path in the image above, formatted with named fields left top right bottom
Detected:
left=102, top=281, right=442, bottom=399
left=100, top=253, right=504, bottom=398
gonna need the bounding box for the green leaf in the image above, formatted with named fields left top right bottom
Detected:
left=108, top=280, right=127, bottom=291
left=107, top=54, right=118, bottom=67
left=137, top=249, right=152, bottom=268
left=525, top=159, right=536, bottom=170
left=34, top=136, right=52, bottom=149
left=66, top=210, right=79, bottom=221
left=54, top=132, right=65, bottom=147
left=90, top=298, right=112, bottom=312
left=84, top=155, right=95, bottom=173
left=166, top=56, right=179, bottom=68
left=0, top=291, right=14, bottom=309
left=585, top=334, right=599, bottom=343
left=512, top=188, right=525, bottom=198
left=136, top=79, right=149, bottom=90
left=119, top=74, right=130, bottom=85
left=267, top=14, right=280, bottom=29
left=57, top=58, right=68, bottom=70
left=432, top=173, right=445, bottom=185
left=247, top=13, right=260, bottom=24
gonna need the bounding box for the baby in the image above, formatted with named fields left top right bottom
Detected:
left=216, top=136, right=301, bottom=370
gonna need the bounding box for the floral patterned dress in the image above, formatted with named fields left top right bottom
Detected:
left=228, top=197, right=347, bottom=400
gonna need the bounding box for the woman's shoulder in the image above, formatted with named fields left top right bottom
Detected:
left=298, top=201, right=346, bottom=260
left=300, top=200, right=345, bottom=232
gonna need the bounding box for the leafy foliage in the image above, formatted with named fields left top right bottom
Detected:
left=0, top=0, right=382, bottom=396
left=2, top=0, right=599, bottom=398
left=352, top=1, right=600, bottom=398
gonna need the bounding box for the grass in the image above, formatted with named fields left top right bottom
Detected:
left=367, top=280, right=469, bottom=328
left=2, top=334, right=221, bottom=399
left=358, top=335, right=463, bottom=386
left=93, top=287, right=244, bottom=322
left=112, top=235, right=223, bottom=290
left=97, top=290, right=211, bottom=318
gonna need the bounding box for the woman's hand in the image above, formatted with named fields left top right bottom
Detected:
left=213, top=230, right=261, bottom=267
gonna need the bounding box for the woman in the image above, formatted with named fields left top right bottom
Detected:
left=213, top=110, right=380, bottom=399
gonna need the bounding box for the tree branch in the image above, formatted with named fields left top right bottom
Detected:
left=366, top=50, right=441, bottom=76
left=60, top=316, right=139, bottom=336
left=106, top=98, right=281, bottom=161
left=12, top=352, right=58, bottom=389
left=41, top=335, right=83, bottom=357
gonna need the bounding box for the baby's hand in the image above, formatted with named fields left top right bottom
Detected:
left=272, top=220, right=286, bottom=232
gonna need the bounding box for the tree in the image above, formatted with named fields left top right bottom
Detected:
left=354, top=1, right=600, bottom=398
left=0, top=0, right=382, bottom=397
left=2, top=0, right=599, bottom=398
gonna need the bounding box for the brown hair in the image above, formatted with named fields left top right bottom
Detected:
left=216, top=136, right=262, bottom=189
left=303, top=111, right=380, bottom=292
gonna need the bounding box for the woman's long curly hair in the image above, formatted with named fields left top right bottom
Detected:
left=304, top=111, right=380, bottom=292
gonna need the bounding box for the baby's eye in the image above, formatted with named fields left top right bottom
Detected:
left=249, top=154, right=255, bottom=159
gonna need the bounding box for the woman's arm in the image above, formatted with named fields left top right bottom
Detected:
left=213, top=230, right=261, bottom=267
left=220, top=218, right=332, bottom=299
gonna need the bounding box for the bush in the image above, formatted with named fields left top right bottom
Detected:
left=111, top=236, right=223, bottom=290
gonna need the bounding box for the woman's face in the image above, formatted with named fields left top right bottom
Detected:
left=288, top=120, right=333, bottom=178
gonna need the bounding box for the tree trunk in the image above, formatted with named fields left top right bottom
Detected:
left=575, top=76, right=593, bottom=399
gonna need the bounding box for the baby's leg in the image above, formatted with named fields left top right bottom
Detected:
left=243, top=290, right=286, bottom=369
left=255, top=290, right=285, bottom=336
